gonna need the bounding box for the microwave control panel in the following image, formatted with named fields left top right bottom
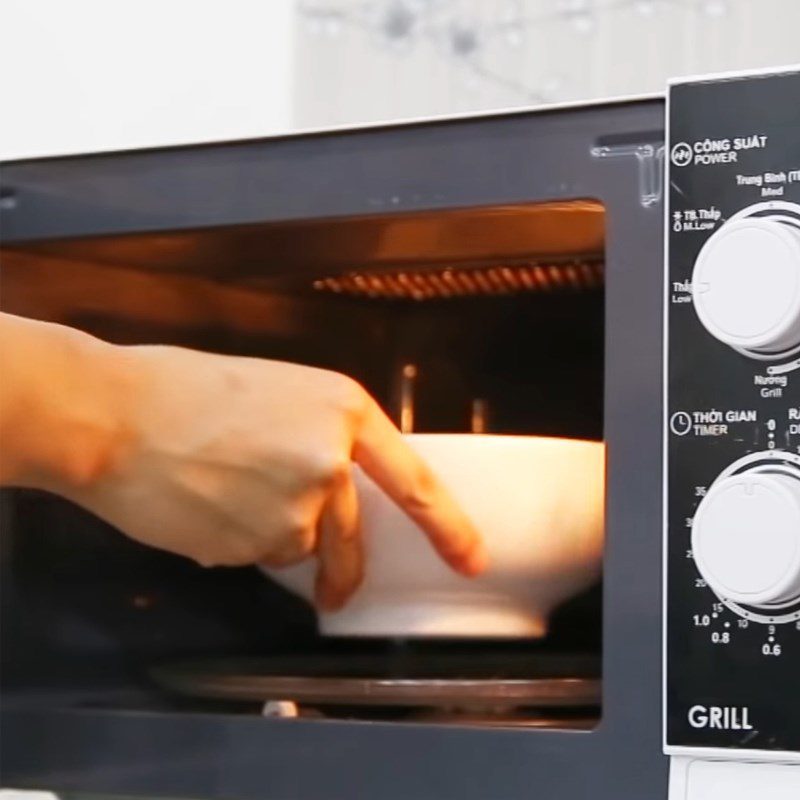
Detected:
left=665, top=69, right=800, bottom=755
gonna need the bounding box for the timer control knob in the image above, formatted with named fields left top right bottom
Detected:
left=692, top=467, right=800, bottom=607
left=691, top=207, right=800, bottom=357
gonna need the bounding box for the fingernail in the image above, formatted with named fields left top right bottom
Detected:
left=460, top=541, right=489, bottom=577
left=315, top=580, right=346, bottom=612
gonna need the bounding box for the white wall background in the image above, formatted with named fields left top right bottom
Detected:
left=293, top=0, right=800, bottom=128
left=1, top=0, right=294, bottom=159
left=1, top=0, right=798, bottom=159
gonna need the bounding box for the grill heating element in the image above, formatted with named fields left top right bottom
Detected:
left=312, top=260, right=604, bottom=301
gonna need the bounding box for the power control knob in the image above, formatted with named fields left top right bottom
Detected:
left=692, top=204, right=800, bottom=357
left=692, top=467, right=800, bottom=607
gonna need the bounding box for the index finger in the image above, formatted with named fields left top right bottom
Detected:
left=352, top=398, right=487, bottom=577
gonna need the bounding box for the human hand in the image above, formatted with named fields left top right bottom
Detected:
left=40, top=340, right=486, bottom=610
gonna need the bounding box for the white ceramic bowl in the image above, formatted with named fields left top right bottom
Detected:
left=262, top=434, right=605, bottom=638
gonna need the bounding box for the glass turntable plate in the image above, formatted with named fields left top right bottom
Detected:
left=151, top=652, right=600, bottom=710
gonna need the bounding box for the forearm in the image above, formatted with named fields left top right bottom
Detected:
left=0, top=313, right=130, bottom=492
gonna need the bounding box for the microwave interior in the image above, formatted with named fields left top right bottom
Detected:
left=0, top=199, right=606, bottom=729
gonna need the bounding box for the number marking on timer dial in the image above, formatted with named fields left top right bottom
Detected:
left=718, top=598, right=800, bottom=626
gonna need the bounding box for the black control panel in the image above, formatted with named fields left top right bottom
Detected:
left=666, top=69, right=800, bottom=753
